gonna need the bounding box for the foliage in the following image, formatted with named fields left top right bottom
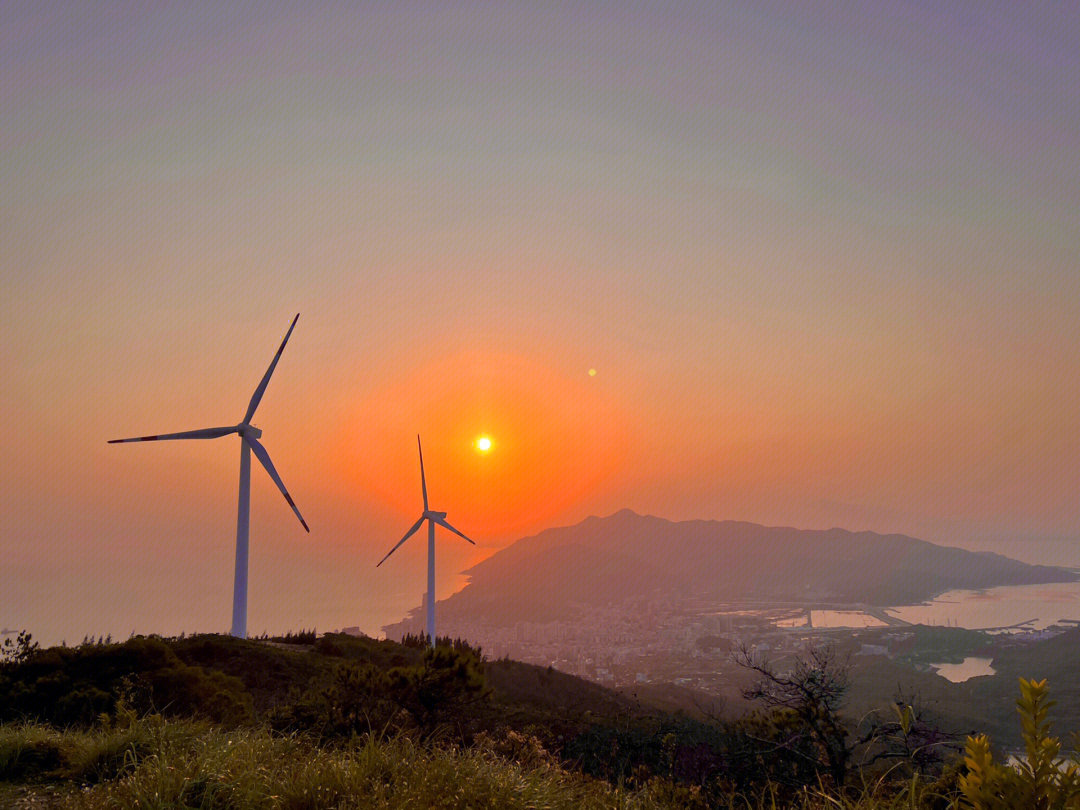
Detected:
left=0, top=713, right=198, bottom=786
left=0, top=631, right=39, bottom=666
left=734, top=642, right=854, bottom=789
left=269, top=643, right=490, bottom=743
left=400, top=631, right=430, bottom=648
left=0, top=717, right=680, bottom=809
left=959, top=678, right=1080, bottom=810
left=858, top=692, right=963, bottom=780
left=0, top=635, right=252, bottom=726
left=256, top=628, right=318, bottom=645
left=269, top=660, right=399, bottom=741
left=565, top=714, right=728, bottom=791
left=388, top=643, right=490, bottom=736
left=562, top=706, right=927, bottom=804
left=397, top=632, right=486, bottom=656
left=726, top=706, right=829, bottom=792
left=0, top=715, right=1001, bottom=810
left=0, top=632, right=1015, bottom=807
left=0, top=723, right=66, bottom=781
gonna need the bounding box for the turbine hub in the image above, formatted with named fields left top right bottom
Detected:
left=424, top=510, right=447, bottom=521
left=238, top=424, right=263, bottom=439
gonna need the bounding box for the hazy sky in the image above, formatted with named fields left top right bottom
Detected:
left=3, top=2, right=1079, bottom=643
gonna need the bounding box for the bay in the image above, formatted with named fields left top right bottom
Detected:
left=887, top=580, right=1080, bottom=631
left=783, top=579, right=1080, bottom=631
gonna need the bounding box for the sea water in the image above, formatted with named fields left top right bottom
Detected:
left=887, top=580, right=1080, bottom=631
left=774, top=579, right=1080, bottom=631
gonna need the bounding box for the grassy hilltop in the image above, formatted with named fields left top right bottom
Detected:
left=1, top=631, right=1078, bottom=808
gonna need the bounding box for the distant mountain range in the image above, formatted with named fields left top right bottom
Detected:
left=386, top=510, right=1078, bottom=631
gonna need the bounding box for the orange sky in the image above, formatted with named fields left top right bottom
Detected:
left=3, top=3, right=1080, bottom=644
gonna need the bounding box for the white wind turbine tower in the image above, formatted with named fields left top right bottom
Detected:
left=377, top=436, right=475, bottom=646
left=109, top=314, right=309, bottom=639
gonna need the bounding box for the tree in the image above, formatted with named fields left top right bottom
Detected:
left=387, top=644, right=490, bottom=738
left=273, top=643, right=491, bottom=742
left=733, top=642, right=852, bottom=789
left=0, top=631, right=39, bottom=665
left=857, top=690, right=962, bottom=779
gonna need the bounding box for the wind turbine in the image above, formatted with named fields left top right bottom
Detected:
left=109, top=314, right=309, bottom=639
left=377, top=436, right=475, bottom=646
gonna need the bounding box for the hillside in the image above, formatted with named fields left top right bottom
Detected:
left=404, top=510, right=1076, bottom=629
left=6, top=631, right=1080, bottom=806
left=0, top=633, right=644, bottom=744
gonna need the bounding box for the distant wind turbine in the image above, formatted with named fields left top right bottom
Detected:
left=377, top=436, right=475, bottom=646
left=109, top=314, right=308, bottom=639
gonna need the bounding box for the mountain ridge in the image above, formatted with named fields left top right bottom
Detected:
left=388, top=510, right=1077, bottom=631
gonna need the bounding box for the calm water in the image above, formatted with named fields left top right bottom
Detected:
left=932, top=656, right=996, bottom=682
left=776, top=610, right=885, bottom=629
left=887, top=580, right=1080, bottom=630
left=776, top=580, right=1080, bottom=631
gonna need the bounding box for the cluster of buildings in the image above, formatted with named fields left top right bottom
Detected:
left=379, top=592, right=1075, bottom=695
left=384, top=596, right=905, bottom=690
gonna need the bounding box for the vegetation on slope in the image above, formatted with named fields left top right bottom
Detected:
left=0, top=716, right=683, bottom=809
left=0, top=713, right=981, bottom=809
left=2, top=632, right=1077, bottom=808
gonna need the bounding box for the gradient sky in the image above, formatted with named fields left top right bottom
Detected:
left=3, top=2, right=1079, bottom=644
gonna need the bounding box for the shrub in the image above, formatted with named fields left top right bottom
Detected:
left=0, top=636, right=253, bottom=727
left=959, top=678, right=1080, bottom=810
left=386, top=644, right=490, bottom=737
left=269, top=645, right=489, bottom=743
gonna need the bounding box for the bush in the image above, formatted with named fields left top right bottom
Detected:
left=0, top=636, right=253, bottom=727
left=959, top=678, right=1080, bottom=810
left=387, top=644, right=490, bottom=737
left=269, top=644, right=489, bottom=743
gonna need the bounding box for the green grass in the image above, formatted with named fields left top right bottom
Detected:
left=0, top=715, right=200, bottom=785
left=0, top=717, right=966, bottom=810
left=0, top=718, right=670, bottom=809
left=0, top=635, right=978, bottom=808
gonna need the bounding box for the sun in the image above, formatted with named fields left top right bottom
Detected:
left=474, top=436, right=492, bottom=453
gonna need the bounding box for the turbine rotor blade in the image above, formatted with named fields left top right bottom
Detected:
left=434, top=516, right=475, bottom=545
left=417, top=434, right=429, bottom=510
left=243, top=313, right=299, bottom=424
left=244, top=434, right=309, bottom=532
left=109, top=425, right=238, bottom=443
left=377, top=517, right=426, bottom=567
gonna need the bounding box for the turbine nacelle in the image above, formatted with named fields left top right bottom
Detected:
left=375, top=436, right=476, bottom=566
left=237, top=424, right=263, bottom=439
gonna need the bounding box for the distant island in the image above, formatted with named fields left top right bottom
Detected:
left=384, top=509, right=1078, bottom=635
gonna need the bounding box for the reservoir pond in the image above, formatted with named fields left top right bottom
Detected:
left=931, top=657, right=995, bottom=683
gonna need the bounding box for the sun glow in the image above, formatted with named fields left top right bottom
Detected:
left=339, top=349, right=631, bottom=536
left=475, top=436, right=492, bottom=453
